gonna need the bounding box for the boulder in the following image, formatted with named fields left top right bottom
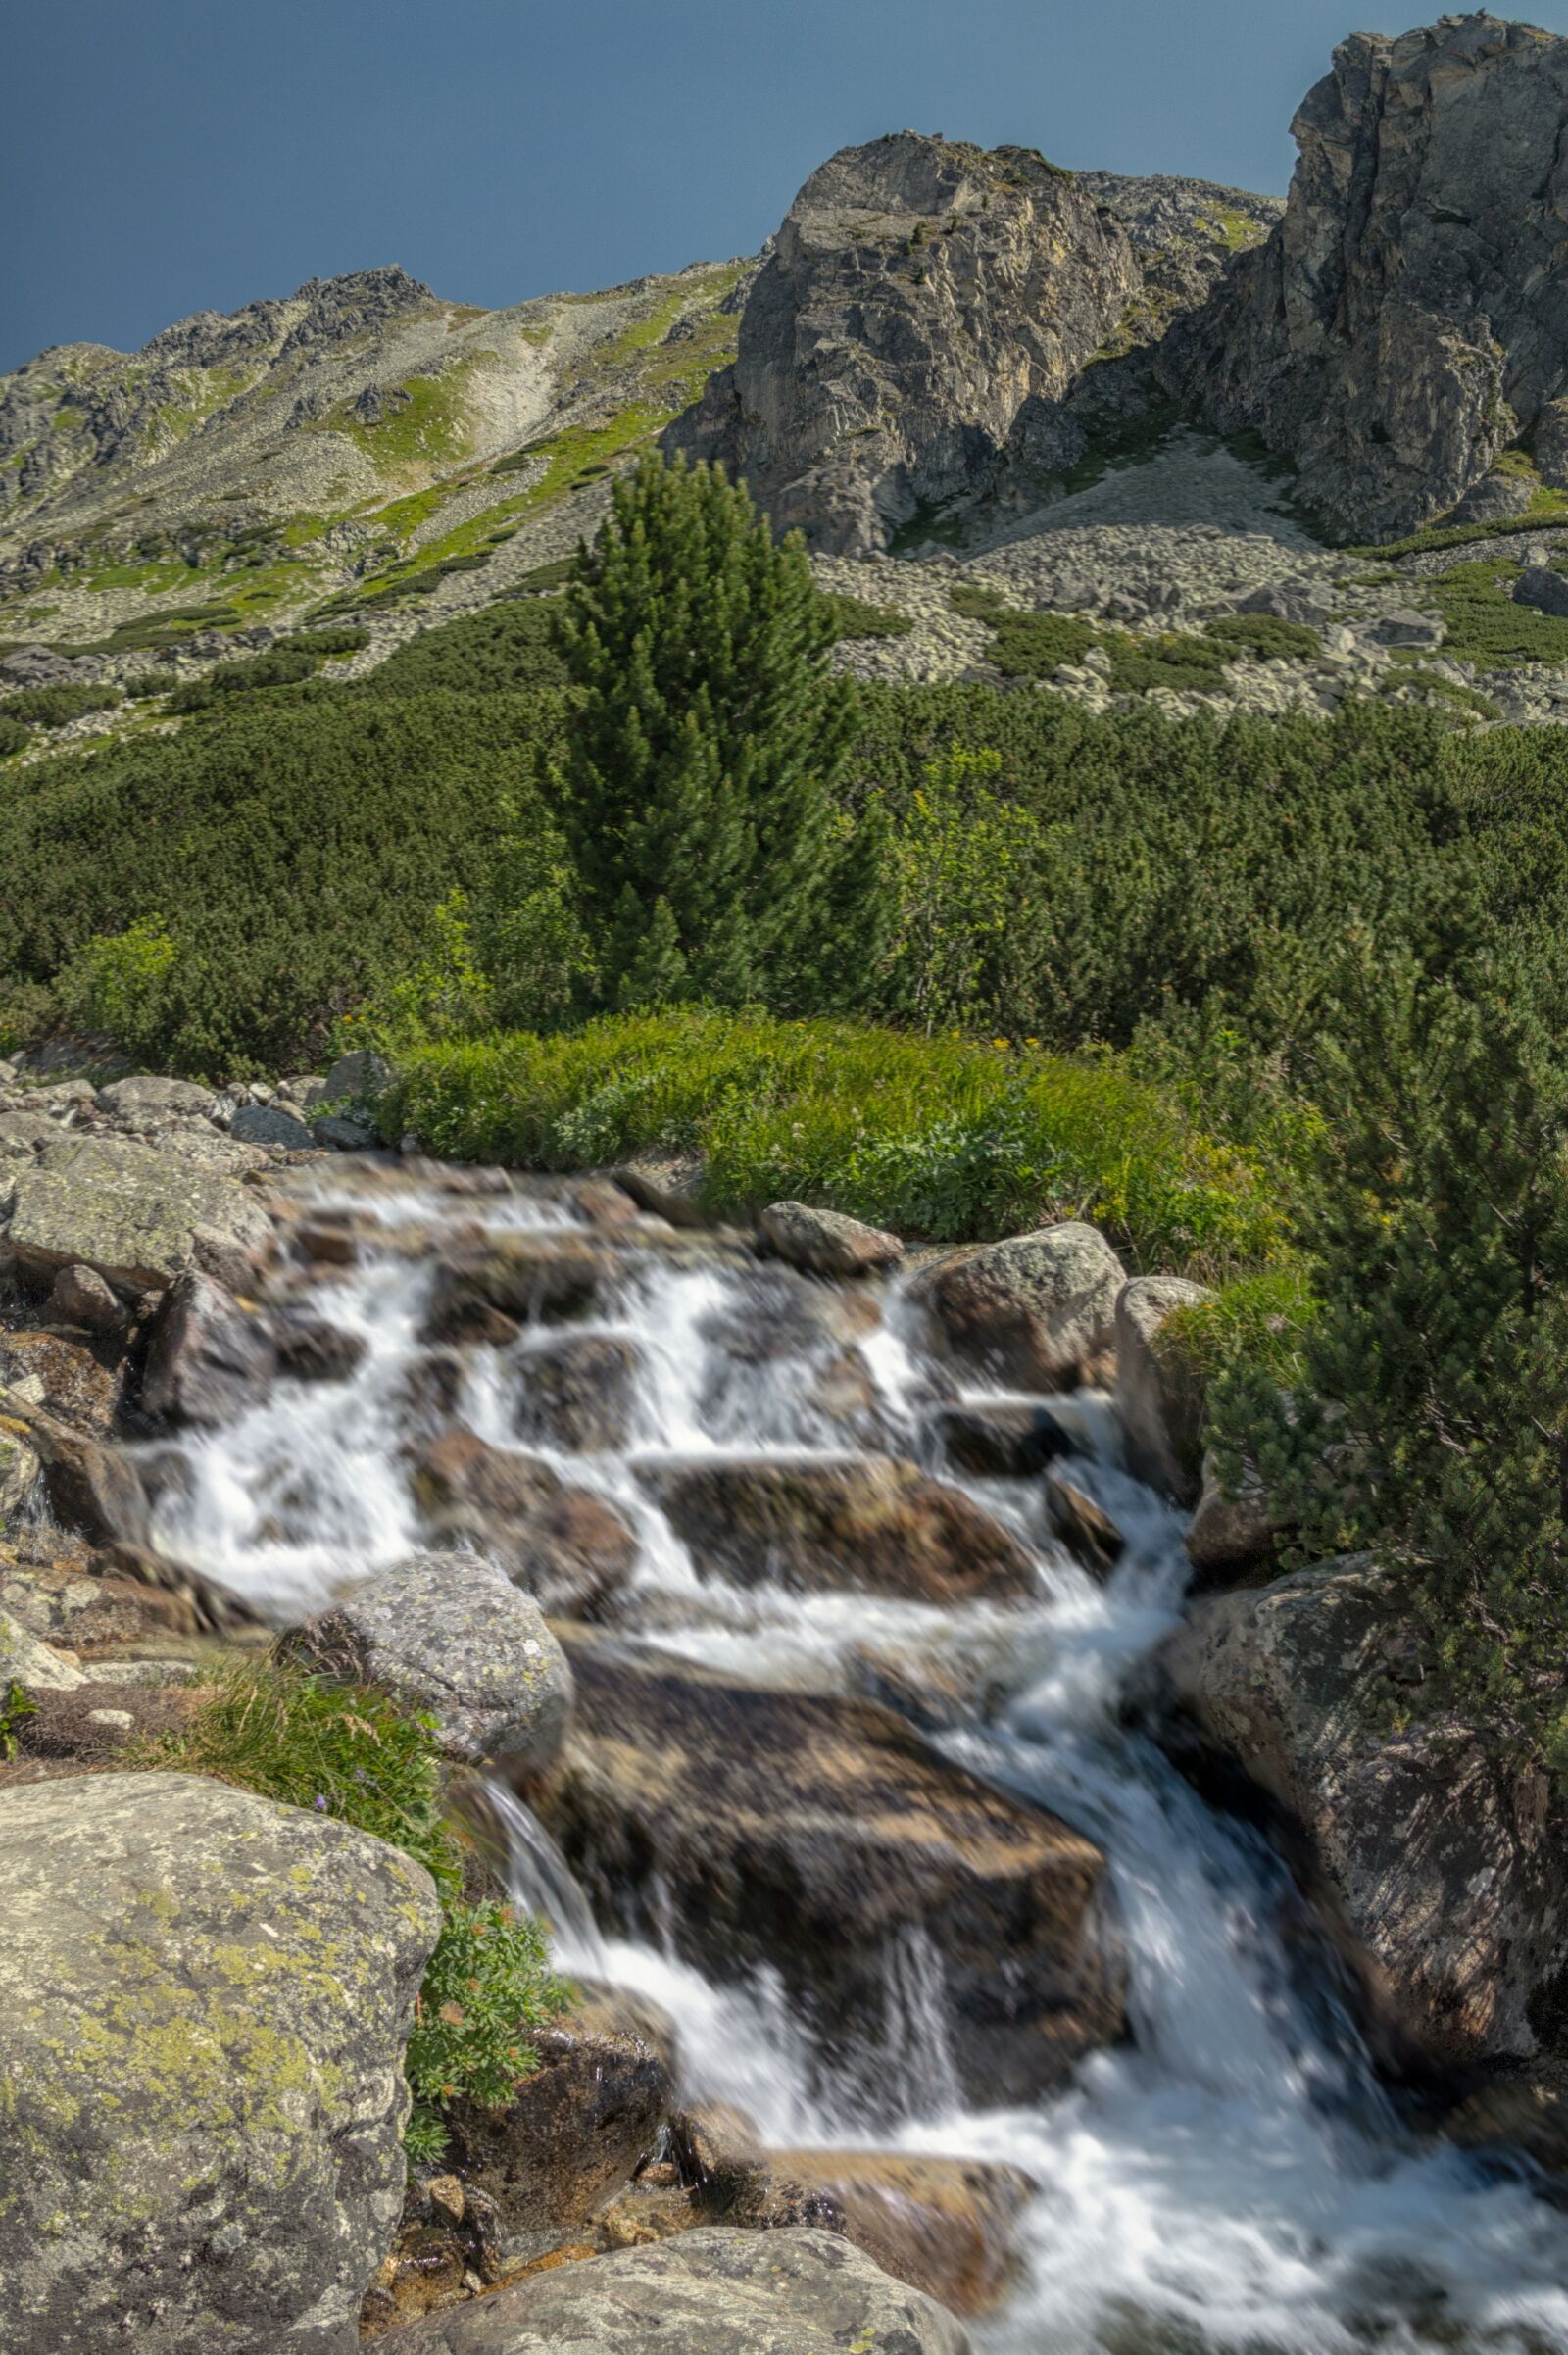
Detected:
left=413, top=1433, right=638, bottom=1615
left=314, top=1114, right=379, bottom=1152
left=1185, top=1447, right=1283, bottom=1579
left=1370, top=609, right=1446, bottom=648
left=636, top=1451, right=1038, bottom=1603
left=0, top=1109, right=61, bottom=1158
left=47, top=1261, right=127, bottom=1334
left=1112, top=1274, right=1210, bottom=1502
left=96, top=1074, right=218, bottom=1120
left=140, top=1268, right=277, bottom=1426
left=1515, top=564, right=1568, bottom=618
left=925, top=1399, right=1074, bottom=1479
left=539, top=1636, right=1124, bottom=2105
left=321, top=1048, right=392, bottom=1104
left=272, top=1310, right=368, bottom=1384
left=0, top=1550, right=213, bottom=1656
left=0, top=1603, right=85, bottom=1691
left=0, top=1388, right=146, bottom=1546
left=1045, top=1469, right=1125, bottom=1577
left=230, top=1101, right=317, bottom=1151
left=759, top=1199, right=905, bottom=1277
left=7, top=1133, right=272, bottom=1295
left=612, top=1151, right=707, bottom=1227
left=443, top=1981, right=680, bottom=2250
left=285, top=1551, right=572, bottom=1772
left=913, top=1222, right=1124, bottom=1390
left=514, top=1333, right=642, bottom=1453
left=0, top=1770, right=440, bottom=2354
left=0, top=1427, right=40, bottom=1519
left=420, top=1235, right=607, bottom=1345
left=1158, top=1556, right=1568, bottom=2067
left=681, top=2145, right=1035, bottom=2317
left=374, top=2226, right=972, bottom=2353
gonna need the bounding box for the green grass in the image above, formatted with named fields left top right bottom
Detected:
left=334, top=364, right=477, bottom=475
left=383, top=1008, right=1284, bottom=1274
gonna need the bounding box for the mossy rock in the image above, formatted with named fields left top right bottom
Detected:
left=0, top=1769, right=440, bottom=2352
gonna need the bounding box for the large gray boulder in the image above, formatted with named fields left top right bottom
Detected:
left=283, top=1550, right=573, bottom=1773
left=668, top=131, right=1139, bottom=555
left=1173, top=15, right=1568, bottom=538
left=141, top=1267, right=277, bottom=1426
left=1112, top=1275, right=1210, bottom=1502
left=6, top=1133, right=272, bottom=1295
left=229, top=1101, right=316, bottom=1150
left=914, top=1221, right=1123, bottom=1391
left=0, top=1770, right=441, bottom=2354
left=97, top=1074, right=218, bottom=1121
left=1159, top=1556, right=1568, bottom=2067
left=374, top=2226, right=972, bottom=2353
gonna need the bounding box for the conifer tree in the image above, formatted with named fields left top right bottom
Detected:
left=551, top=453, right=856, bottom=1007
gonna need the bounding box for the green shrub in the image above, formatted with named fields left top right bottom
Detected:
left=141, top=1661, right=566, bottom=2161
left=1204, top=613, right=1323, bottom=662
left=53, top=917, right=178, bottom=1061
left=0, top=683, right=122, bottom=727
left=822, top=592, right=915, bottom=641
left=168, top=647, right=322, bottom=711
left=274, top=626, right=370, bottom=657
left=1426, top=560, right=1568, bottom=668
left=352, top=599, right=566, bottom=696
left=122, top=670, right=172, bottom=699
left=0, top=715, right=32, bottom=758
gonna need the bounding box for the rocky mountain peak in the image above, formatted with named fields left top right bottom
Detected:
left=1173, top=10, right=1568, bottom=536
left=667, top=131, right=1141, bottom=554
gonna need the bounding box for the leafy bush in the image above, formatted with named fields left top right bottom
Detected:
left=352, top=599, right=566, bottom=697
left=0, top=715, right=32, bottom=758
left=141, top=1661, right=566, bottom=2160
left=0, top=683, right=122, bottom=727
left=383, top=1008, right=1281, bottom=1270
left=53, top=917, right=177, bottom=1060
left=168, top=648, right=321, bottom=711
left=122, top=670, right=173, bottom=699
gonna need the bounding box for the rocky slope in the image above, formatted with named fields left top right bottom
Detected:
left=1170, top=14, right=1568, bottom=540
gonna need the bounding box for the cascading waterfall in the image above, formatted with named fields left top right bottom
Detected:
left=152, top=1168, right=1568, bottom=2354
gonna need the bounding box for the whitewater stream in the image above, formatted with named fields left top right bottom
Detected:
left=147, top=1165, right=1568, bottom=2353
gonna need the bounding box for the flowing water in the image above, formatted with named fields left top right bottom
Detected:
left=150, top=1168, right=1568, bottom=2353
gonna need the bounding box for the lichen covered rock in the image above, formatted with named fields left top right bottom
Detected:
left=7, top=1133, right=271, bottom=1295
left=0, top=1769, right=440, bottom=2354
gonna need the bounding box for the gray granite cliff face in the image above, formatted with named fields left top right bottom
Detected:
left=1170, top=13, right=1568, bottom=537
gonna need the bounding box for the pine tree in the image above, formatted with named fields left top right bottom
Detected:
left=551, top=453, right=857, bottom=1007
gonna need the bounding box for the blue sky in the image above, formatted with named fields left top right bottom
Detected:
left=9, top=1, right=1568, bottom=371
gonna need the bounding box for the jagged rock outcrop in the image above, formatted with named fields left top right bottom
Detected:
left=1172, top=13, right=1568, bottom=538
left=666, top=133, right=1141, bottom=553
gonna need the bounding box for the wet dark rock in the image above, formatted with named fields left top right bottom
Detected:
left=926, top=1399, right=1074, bottom=1479
left=444, top=1981, right=680, bottom=2250
left=271, top=1308, right=368, bottom=1384
left=539, top=1635, right=1125, bottom=2107
left=47, top=1262, right=128, bottom=1335
left=412, top=1432, right=638, bottom=1617
left=140, top=1268, right=276, bottom=1426
left=1045, top=1469, right=1125, bottom=1578
left=513, top=1333, right=642, bottom=1454
left=421, top=1236, right=607, bottom=1345
left=636, top=1451, right=1037, bottom=1604
left=0, top=1385, right=146, bottom=1546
